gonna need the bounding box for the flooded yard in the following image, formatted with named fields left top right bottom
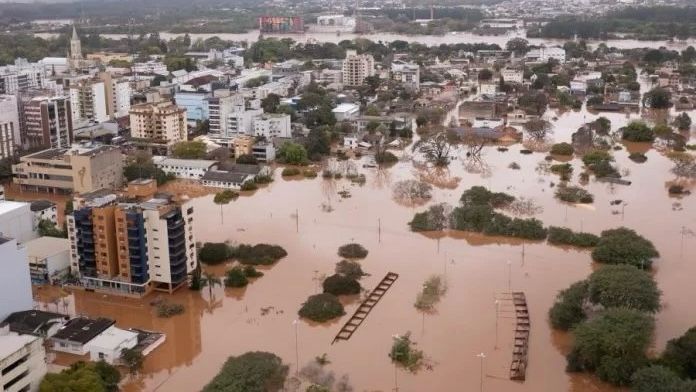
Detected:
left=33, top=104, right=696, bottom=392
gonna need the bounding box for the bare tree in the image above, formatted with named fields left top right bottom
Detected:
left=524, top=119, right=553, bottom=141
left=412, top=132, right=453, bottom=167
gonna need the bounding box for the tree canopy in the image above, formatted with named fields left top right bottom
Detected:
left=592, top=228, right=659, bottom=269
left=203, top=352, right=288, bottom=392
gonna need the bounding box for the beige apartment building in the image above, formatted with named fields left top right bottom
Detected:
left=129, top=101, right=187, bottom=146
left=12, top=143, right=124, bottom=194
left=342, top=50, right=375, bottom=87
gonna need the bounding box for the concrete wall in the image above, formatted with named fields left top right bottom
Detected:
left=0, top=238, right=33, bottom=321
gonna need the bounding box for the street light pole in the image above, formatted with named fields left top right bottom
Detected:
left=506, top=260, right=512, bottom=292
left=293, top=320, right=299, bottom=377
left=476, top=352, right=486, bottom=392
left=494, top=300, right=499, bottom=350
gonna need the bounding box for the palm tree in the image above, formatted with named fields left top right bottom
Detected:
left=200, top=272, right=222, bottom=299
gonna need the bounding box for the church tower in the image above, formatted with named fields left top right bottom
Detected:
left=69, top=25, right=84, bottom=71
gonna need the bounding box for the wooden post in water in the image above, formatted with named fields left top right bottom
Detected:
left=378, top=218, right=381, bottom=243
left=296, top=208, right=299, bottom=233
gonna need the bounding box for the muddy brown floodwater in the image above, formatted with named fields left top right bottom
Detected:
left=33, top=101, right=696, bottom=392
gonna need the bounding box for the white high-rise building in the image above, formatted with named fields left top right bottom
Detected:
left=0, top=236, right=33, bottom=321
left=69, top=79, right=108, bottom=124
left=342, top=50, right=375, bottom=87
left=226, top=108, right=263, bottom=137
left=0, top=95, right=19, bottom=159
left=253, top=113, right=292, bottom=138
left=0, top=59, right=48, bottom=95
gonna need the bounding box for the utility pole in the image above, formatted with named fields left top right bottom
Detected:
left=476, top=352, right=486, bottom=392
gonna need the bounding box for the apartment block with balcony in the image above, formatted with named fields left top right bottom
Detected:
left=69, top=79, right=108, bottom=125
left=341, top=50, right=375, bottom=87
left=0, top=330, right=47, bottom=392
left=0, top=95, right=20, bottom=160
left=129, top=101, right=187, bottom=146
left=66, top=195, right=196, bottom=296
left=18, top=93, right=73, bottom=150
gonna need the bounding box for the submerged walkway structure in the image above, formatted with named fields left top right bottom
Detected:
left=510, top=292, right=530, bottom=381
left=332, top=272, right=399, bottom=344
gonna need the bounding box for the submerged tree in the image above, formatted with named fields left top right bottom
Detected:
left=412, top=132, right=452, bottom=167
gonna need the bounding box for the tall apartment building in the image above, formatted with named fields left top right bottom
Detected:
left=342, top=50, right=375, bottom=87
left=69, top=79, right=108, bottom=124
left=66, top=195, right=197, bottom=296
left=12, top=143, right=123, bottom=194
left=0, top=95, right=19, bottom=160
left=206, top=91, right=245, bottom=139
left=0, top=236, right=33, bottom=321
left=18, top=92, right=73, bottom=150
left=129, top=101, right=187, bottom=146
left=98, top=72, right=131, bottom=119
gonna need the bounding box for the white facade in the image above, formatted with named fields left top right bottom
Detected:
left=525, top=47, right=566, bottom=63
left=473, top=117, right=505, bottom=128
left=0, top=237, right=33, bottom=322
left=0, top=60, right=48, bottom=95
left=0, top=330, right=46, bottom=392
left=227, top=109, right=263, bottom=137
left=112, top=79, right=131, bottom=118
left=152, top=157, right=217, bottom=179
left=318, top=69, right=342, bottom=86
left=69, top=80, right=109, bottom=124
left=501, top=69, right=524, bottom=84
left=0, top=201, right=37, bottom=244
left=207, top=92, right=245, bottom=140
left=391, top=61, right=420, bottom=90
left=253, top=114, right=291, bottom=138
left=479, top=83, right=498, bottom=96
left=332, top=103, right=360, bottom=122
left=86, top=326, right=138, bottom=364
left=342, top=50, right=375, bottom=87
left=0, top=95, right=19, bottom=160
left=132, top=61, right=168, bottom=76
left=25, top=236, right=70, bottom=284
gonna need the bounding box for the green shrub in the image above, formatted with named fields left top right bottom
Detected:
left=586, top=265, right=660, bottom=312
left=255, top=174, right=274, bottom=184
left=40, top=361, right=121, bottom=392
left=550, top=163, right=573, bottom=179
left=322, top=274, right=361, bottom=296
left=298, top=293, right=345, bottom=322
left=225, top=266, right=249, bottom=288
left=631, top=366, right=687, bottom=392
left=621, top=121, right=656, bottom=142
left=408, top=203, right=450, bottom=232
left=629, top=152, right=648, bottom=163
left=243, top=265, right=264, bottom=278
left=592, top=159, right=621, bottom=178
left=303, top=169, right=318, bottom=178
left=549, top=281, right=588, bottom=330
left=662, top=327, right=696, bottom=379
left=375, top=151, right=398, bottom=164
left=199, top=243, right=231, bottom=264
left=240, top=181, right=258, bottom=191
left=567, top=308, right=653, bottom=386
left=555, top=185, right=594, bottom=203
left=335, top=260, right=366, bottom=280
left=592, top=228, right=659, bottom=269
left=547, top=226, right=600, bottom=247
left=337, top=243, right=368, bottom=259
left=460, top=186, right=515, bottom=208
left=214, top=190, right=239, bottom=204
left=414, top=275, right=447, bottom=311
left=389, top=332, right=424, bottom=373
left=282, top=167, right=301, bottom=176
left=550, top=142, right=574, bottom=155
left=202, top=351, right=288, bottom=392
left=582, top=150, right=613, bottom=166
left=451, top=205, right=547, bottom=240
left=156, top=302, right=185, bottom=317
left=231, top=244, right=288, bottom=265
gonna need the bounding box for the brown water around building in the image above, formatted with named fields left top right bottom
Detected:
left=33, top=104, right=696, bottom=392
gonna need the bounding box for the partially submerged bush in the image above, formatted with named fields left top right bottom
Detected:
left=213, top=190, right=239, bottom=204
left=303, top=170, right=318, bottom=178
left=414, top=275, right=447, bottom=312
left=548, top=227, right=600, bottom=247
left=555, top=185, right=594, bottom=204
left=621, top=121, right=655, bottom=142
left=582, top=150, right=613, bottom=166
left=549, top=281, right=588, bottom=330
left=629, top=152, right=648, bottom=163
left=282, top=167, right=301, bottom=176
left=337, top=243, right=368, bottom=259
left=460, top=186, right=515, bottom=208
left=550, top=163, right=573, bottom=179
left=243, top=265, right=264, bottom=278
left=156, top=301, right=185, bottom=318
left=592, top=228, right=659, bottom=269
left=225, top=267, right=249, bottom=288
left=322, top=274, right=361, bottom=296
left=240, top=181, right=258, bottom=191
left=375, top=151, right=398, bottom=164
left=389, top=332, right=424, bottom=373
left=586, top=265, right=661, bottom=313
left=199, top=243, right=231, bottom=264
left=409, top=203, right=451, bottom=232
left=202, top=351, right=288, bottom=392
left=335, top=260, right=366, bottom=280
left=298, top=293, right=345, bottom=322
left=550, top=142, right=574, bottom=155
left=231, top=244, right=288, bottom=265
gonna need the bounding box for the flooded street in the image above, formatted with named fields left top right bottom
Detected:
left=29, top=102, right=696, bottom=391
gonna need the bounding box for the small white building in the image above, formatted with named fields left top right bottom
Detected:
left=30, top=200, right=57, bottom=229
left=472, top=117, right=505, bottom=129
left=501, top=69, right=524, bottom=84
left=570, top=79, right=587, bottom=94
left=152, top=157, right=218, bottom=180
left=343, top=135, right=359, bottom=150
left=0, top=329, right=47, bottom=392
left=391, top=61, right=420, bottom=90
left=24, top=236, right=71, bottom=284
left=525, top=47, right=566, bottom=64
left=253, top=114, right=292, bottom=139
left=332, top=103, right=360, bottom=122
left=87, top=325, right=138, bottom=364
left=479, top=83, right=498, bottom=97
left=51, top=317, right=115, bottom=356
left=251, top=143, right=277, bottom=162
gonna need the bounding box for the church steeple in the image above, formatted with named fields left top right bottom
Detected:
left=72, top=25, right=79, bottom=41
left=69, top=24, right=83, bottom=71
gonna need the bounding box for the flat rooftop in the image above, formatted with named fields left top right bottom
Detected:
left=0, top=332, right=39, bottom=359
left=25, top=236, right=70, bottom=260
left=24, top=149, right=66, bottom=160
left=52, top=317, right=115, bottom=344
left=0, top=200, right=29, bottom=215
